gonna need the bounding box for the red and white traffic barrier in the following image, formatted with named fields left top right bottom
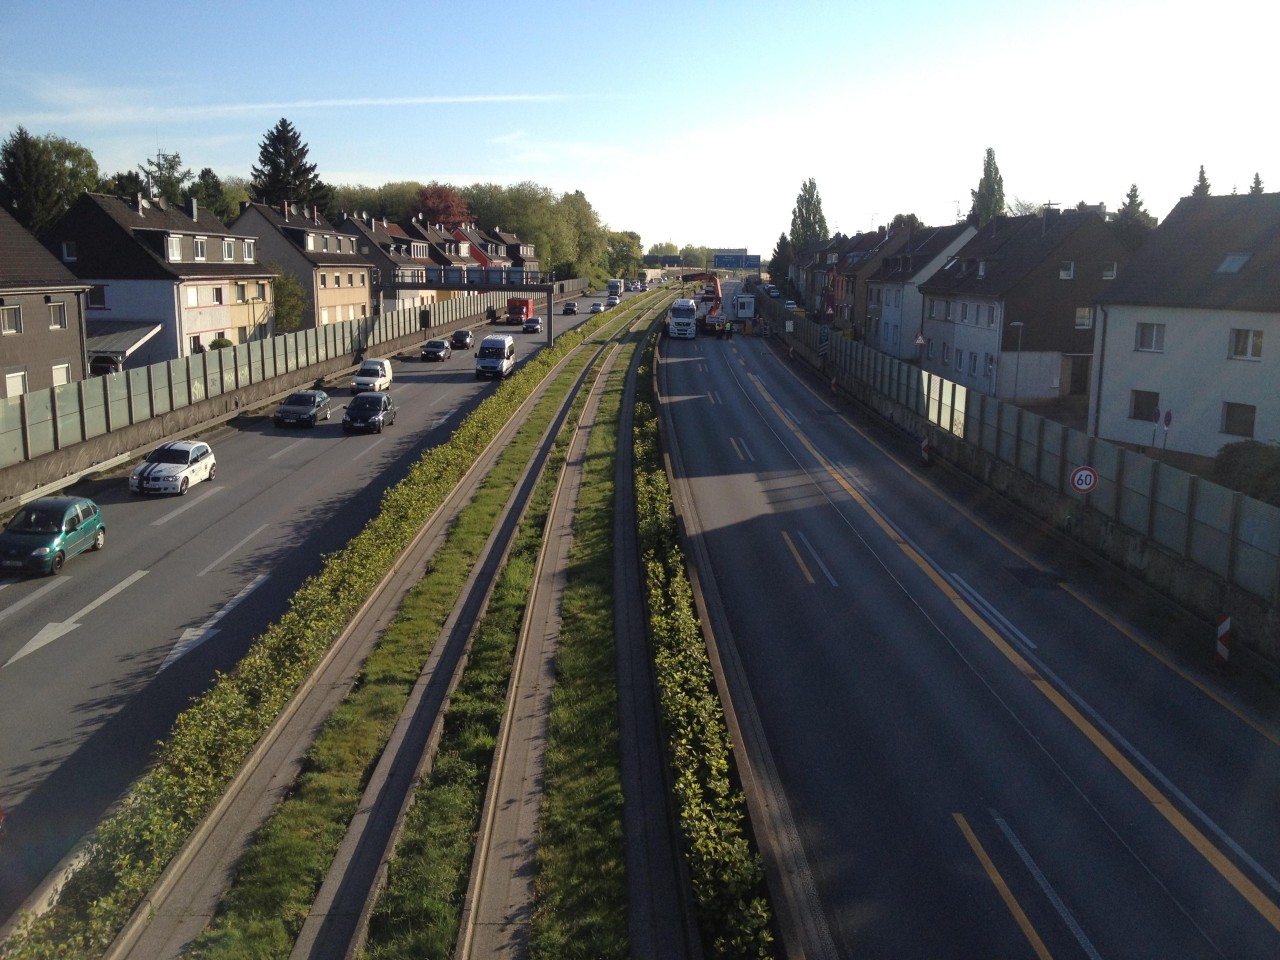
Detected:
left=1215, top=614, right=1232, bottom=671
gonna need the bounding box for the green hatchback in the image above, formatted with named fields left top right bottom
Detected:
left=0, top=496, right=106, bottom=576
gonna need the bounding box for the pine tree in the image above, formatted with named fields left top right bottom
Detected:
left=1250, top=172, right=1264, bottom=195
left=0, top=126, right=83, bottom=233
left=1192, top=165, right=1211, bottom=197
left=769, top=232, right=793, bottom=284
left=968, top=148, right=1005, bottom=226
left=251, top=118, right=330, bottom=211
left=139, top=150, right=192, bottom=206
left=1113, top=183, right=1157, bottom=249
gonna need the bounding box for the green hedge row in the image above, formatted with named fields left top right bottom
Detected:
left=631, top=338, right=776, bottom=959
left=1, top=300, right=652, bottom=959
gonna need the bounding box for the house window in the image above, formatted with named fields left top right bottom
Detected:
left=212, top=286, right=223, bottom=305
left=168, top=236, right=182, bottom=261
left=985, top=352, right=994, bottom=375
left=955, top=349, right=964, bottom=370
left=1217, top=253, right=1250, bottom=274
left=5, top=370, right=28, bottom=396
left=969, top=352, right=978, bottom=375
left=256, top=282, right=266, bottom=300
left=223, top=239, right=235, bottom=259
left=348, top=304, right=356, bottom=321
left=1075, top=306, right=1094, bottom=329
left=190, top=336, right=203, bottom=354
left=945, top=301, right=953, bottom=320
left=193, top=236, right=207, bottom=261
left=359, top=273, right=366, bottom=287
left=942, top=342, right=951, bottom=364
left=320, top=307, right=329, bottom=324
left=1229, top=328, right=1263, bottom=360
left=1059, top=260, right=1075, bottom=279
left=306, top=234, right=316, bottom=251
left=51, top=363, right=71, bottom=386
left=88, top=285, right=106, bottom=307
left=977, top=260, right=986, bottom=278
left=1135, top=322, right=1165, bottom=352
left=1130, top=390, right=1160, bottom=421
left=1102, top=261, right=1117, bottom=279
left=48, top=302, right=67, bottom=329
left=334, top=272, right=341, bottom=288
left=361, top=303, right=367, bottom=317
left=243, top=240, right=255, bottom=261
left=1223, top=402, right=1256, bottom=437
left=927, top=339, right=935, bottom=359
left=236, top=283, right=247, bottom=303
left=928, top=298, right=937, bottom=319
left=961, top=303, right=969, bottom=322
left=1, top=305, right=21, bottom=335
left=987, top=304, right=996, bottom=327
left=322, top=235, right=330, bottom=252
left=61, top=241, right=77, bottom=262
left=187, top=286, right=200, bottom=307
left=319, top=274, right=327, bottom=288
left=347, top=272, right=354, bottom=287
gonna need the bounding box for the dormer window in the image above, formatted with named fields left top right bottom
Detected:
left=243, top=239, right=255, bottom=262
left=322, top=235, right=330, bottom=252
left=223, top=238, right=235, bottom=260
left=61, top=241, right=77, bottom=262
left=167, top=235, right=182, bottom=261
left=1217, top=252, right=1251, bottom=273
left=977, top=260, right=987, bottom=278
left=306, top=234, right=316, bottom=251
left=1102, top=261, right=1117, bottom=279
left=193, top=237, right=207, bottom=261
left=1059, top=260, right=1074, bottom=279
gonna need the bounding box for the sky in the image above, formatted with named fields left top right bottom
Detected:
left=3, top=0, right=1276, bottom=259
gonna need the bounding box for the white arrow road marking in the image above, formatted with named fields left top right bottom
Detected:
left=4, top=570, right=149, bottom=666
left=0, top=576, right=70, bottom=624
left=151, top=486, right=223, bottom=526
left=158, top=573, right=268, bottom=673
left=198, top=524, right=269, bottom=577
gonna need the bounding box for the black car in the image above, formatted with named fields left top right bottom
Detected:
left=420, top=339, right=452, bottom=362
left=562, top=301, right=578, bottom=315
left=342, top=392, right=397, bottom=433
left=450, top=329, right=475, bottom=350
left=273, top=389, right=331, bottom=427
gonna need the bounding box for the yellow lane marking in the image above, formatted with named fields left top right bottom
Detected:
left=953, top=813, right=1054, bottom=960
left=781, top=531, right=815, bottom=584
left=729, top=436, right=745, bottom=462
left=748, top=373, right=1280, bottom=932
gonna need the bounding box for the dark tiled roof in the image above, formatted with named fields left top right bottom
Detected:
left=236, top=201, right=372, bottom=268
left=868, top=223, right=972, bottom=284
left=0, top=206, right=84, bottom=290
left=918, top=212, right=1097, bottom=296
left=1101, top=193, right=1280, bottom=311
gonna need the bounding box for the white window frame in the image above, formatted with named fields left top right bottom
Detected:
left=223, top=238, right=235, bottom=259
left=193, top=236, right=207, bottom=261
left=5, top=370, right=28, bottom=396
left=212, top=286, right=224, bottom=305
left=61, top=241, right=77, bottom=262
left=167, top=235, right=182, bottom=261
left=1075, top=306, right=1094, bottom=329
left=48, top=301, right=67, bottom=329
left=51, top=363, right=71, bottom=386
left=186, top=286, right=199, bottom=308
left=1229, top=328, right=1263, bottom=360
left=1059, top=260, right=1075, bottom=279
left=256, top=282, right=266, bottom=300
left=306, top=234, right=316, bottom=251
left=1135, top=322, right=1165, bottom=352
left=319, top=273, right=327, bottom=289
left=243, top=239, right=255, bottom=261
left=1102, top=261, right=1117, bottom=280
left=1, top=305, right=22, bottom=335
left=236, top=282, right=247, bottom=303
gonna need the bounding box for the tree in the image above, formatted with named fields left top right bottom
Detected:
left=968, top=148, right=1005, bottom=226
left=1113, top=183, right=1158, bottom=249
left=647, top=241, right=679, bottom=257
left=1, top=127, right=99, bottom=234
left=415, top=181, right=471, bottom=228
left=184, top=167, right=242, bottom=222
left=769, top=232, right=793, bottom=285
left=101, top=169, right=146, bottom=197
left=139, top=150, right=193, bottom=206
left=1007, top=197, right=1042, bottom=216
left=268, top=262, right=308, bottom=332
left=251, top=118, right=329, bottom=210
left=890, top=212, right=921, bottom=232
left=1192, top=165, right=1211, bottom=197
left=607, top=230, right=643, bottom=277
left=789, top=177, right=828, bottom=255
left=1250, top=172, right=1265, bottom=195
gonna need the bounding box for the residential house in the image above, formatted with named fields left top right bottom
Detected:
left=0, top=206, right=90, bottom=394
left=42, top=193, right=274, bottom=368
left=338, top=213, right=438, bottom=314
left=233, top=201, right=373, bottom=327
left=490, top=226, right=541, bottom=282
left=864, top=222, right=975, bottom=361
left=402, top=218, right=478, bottom=287
left=1090, top=192, right=1280, bottom=458
left=451, top=223, right=510, bottom=282
left=834, top=228, right=909, bottom=338
left=917, top=209, right=1131, bottom=401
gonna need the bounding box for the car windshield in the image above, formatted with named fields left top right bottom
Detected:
left=7, top=508, right=62, bottom=534
left=358, top=364, right=382, bottom=377
left=350, top=395, right=382, bottom=410
left=284, top=393, right=315, bottom=406
left=146, top=448, right=189, bottom=465
left=478, top=345, right=505, bottom=359
left=426, top=340, right=447, bottom=349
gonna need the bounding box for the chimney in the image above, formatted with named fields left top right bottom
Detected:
left=282, top=200, right=289, bottom=221
left=240, top=200, right=251, bottom=213
left=313, top=205, right=319, bottom=224
left=186, top=196, right=198, bottom=222
left=134, top=192, right=146, bottom=214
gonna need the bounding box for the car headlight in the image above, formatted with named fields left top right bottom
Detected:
left=32, top=546, right=51, bottom=556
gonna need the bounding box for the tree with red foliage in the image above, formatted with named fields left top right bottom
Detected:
left=415, top=181, right=471, bottom=228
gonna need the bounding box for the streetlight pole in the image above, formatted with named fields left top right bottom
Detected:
left=1010, top=320, right=1024, bottom=402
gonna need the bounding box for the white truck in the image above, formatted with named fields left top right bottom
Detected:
left=667, top=299, right=698, bottom=339
left=607, top=278, right=625, bottom=299
left=733, top=294, right=756, bottom=320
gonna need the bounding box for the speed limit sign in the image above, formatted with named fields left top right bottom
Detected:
left=1070, top=465, right=1098, bottom=494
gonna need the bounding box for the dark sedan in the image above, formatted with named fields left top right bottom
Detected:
left=451, top=329, right=475, bottom=350
left=421, top=339, right=452, bottom=362
left=273, top=389, right=332, bottom=427
left=342, top=392, right=397, bottom=433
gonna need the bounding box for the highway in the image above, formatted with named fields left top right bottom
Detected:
left=0, top=297, right=598, bottom=924
left=657, top=281, right=1280, bottom=957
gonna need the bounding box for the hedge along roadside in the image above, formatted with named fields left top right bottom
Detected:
left=632, top=331, right=778, bottom=958
left=0, top=292, right=666, bottom=959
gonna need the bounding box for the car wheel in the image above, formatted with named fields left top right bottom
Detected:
left=92, top=528, right=105, bottom=551
left=48, top=552, right=64, bottom=576
left=179, top=477, right=189, bottom=496
left=376, top=421, right=383, bottom=434
left=208, top=463, right=217, bottom=481
left=324, top=407, right=331, bottom=420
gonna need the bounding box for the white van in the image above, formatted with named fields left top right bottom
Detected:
left=351, top=358, right=393, bottom=394
left=475, top=334, right=516, bottom=380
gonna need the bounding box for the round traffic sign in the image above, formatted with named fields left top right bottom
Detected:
left=1070, top=465, right=1098, bottom=493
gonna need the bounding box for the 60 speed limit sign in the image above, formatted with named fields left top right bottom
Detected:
left=1070, top=465, right=1098, bottom=494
